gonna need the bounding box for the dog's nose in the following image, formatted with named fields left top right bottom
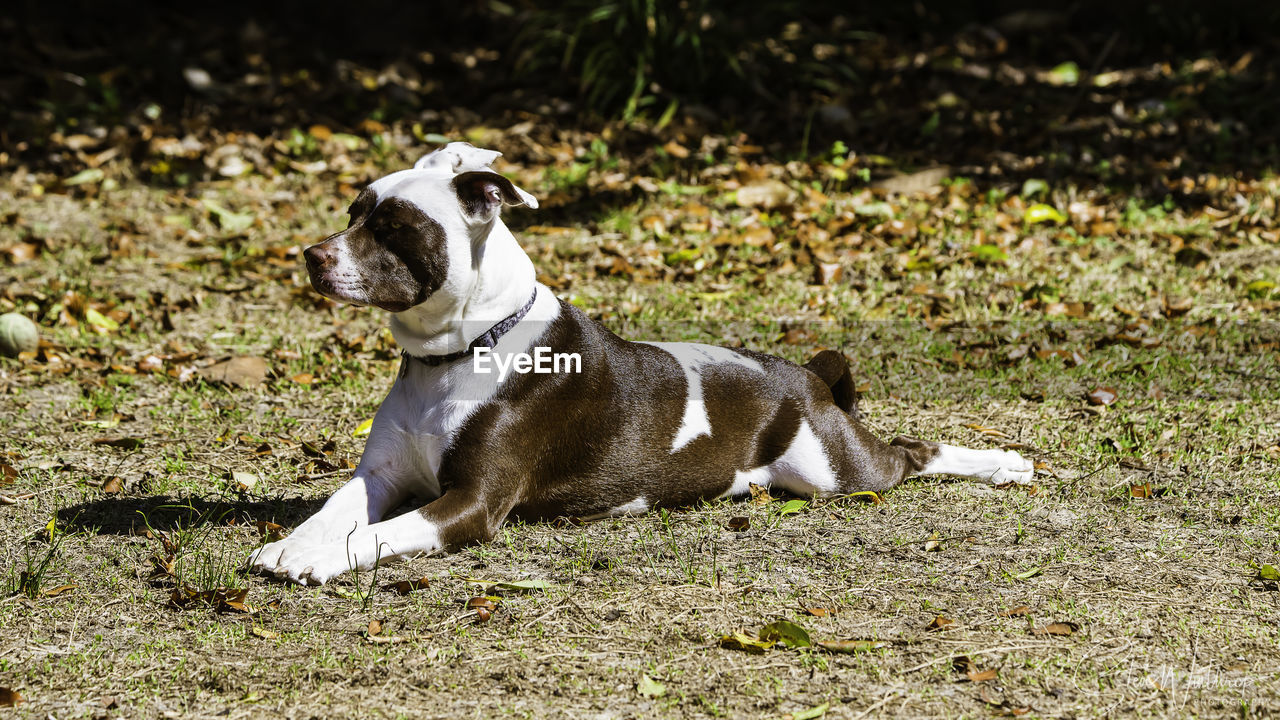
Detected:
left=304, top=243, right=334, bottom=270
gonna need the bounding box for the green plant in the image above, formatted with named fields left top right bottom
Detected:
left=513, top=1, right=862, bottom=119
left=142, top=502, right=245, bottom=594
left=6, top=519, right=69, bottom=599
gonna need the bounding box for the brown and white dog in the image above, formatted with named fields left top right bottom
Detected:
left=249, top=143, right=1033, bottom=585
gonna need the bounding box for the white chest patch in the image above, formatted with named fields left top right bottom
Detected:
left=365, top=286, right=561, bottom=495
left=641, top=342, right=765, bottom=452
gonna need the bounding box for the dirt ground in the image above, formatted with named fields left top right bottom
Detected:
left=3, top=8, right=1280, bottom=718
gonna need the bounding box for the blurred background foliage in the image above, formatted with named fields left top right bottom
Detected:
left=1, top=0, right=1277, bottom=179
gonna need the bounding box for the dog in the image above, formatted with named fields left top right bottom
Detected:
left=249, top=143, right=1033, bottom=585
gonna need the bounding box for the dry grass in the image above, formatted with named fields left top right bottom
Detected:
left=1, top=150, right=1279, bottom=719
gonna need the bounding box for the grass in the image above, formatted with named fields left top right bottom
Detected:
left=0, top=138, right=1278, bottom=718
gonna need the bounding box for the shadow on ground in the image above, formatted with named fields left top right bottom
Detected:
left=56, top=494, right=325, bottom=535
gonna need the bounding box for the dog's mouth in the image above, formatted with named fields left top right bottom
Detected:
left=307, top=270, right=369, bottom=307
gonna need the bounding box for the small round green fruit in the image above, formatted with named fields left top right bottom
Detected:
left=0, top=313, right=39, bottom=358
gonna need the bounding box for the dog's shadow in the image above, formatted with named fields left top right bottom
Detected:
left=56, top=494, right=325, bottom=536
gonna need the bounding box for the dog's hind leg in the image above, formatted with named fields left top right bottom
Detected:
left=773, top=405, right=1034, bottom=497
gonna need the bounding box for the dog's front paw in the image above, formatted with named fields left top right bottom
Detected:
left=247, top=538, right=291, bottom=575
left=266, top=544, right=352, bottom=586
left=988, top=450, right=1035, bottom=485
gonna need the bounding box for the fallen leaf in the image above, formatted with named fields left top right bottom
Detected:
left=229, top=471, right=258, bottom=492
left=250, top=626, right=279, bottom=640
left=1130, top=483, right=1153, bottom=498
left=776, top=499, right=808, bottom=516
left=466, top=578, right=550, bottom=594
left=801, top=606, right=830, bottom=617
left=726, top=516, right=750, bottom=532
left=255, top=521, right=284, bottom=542
left=353, top=418, right=374, bottom=438
left=1086, top=387, right=1118, bottom=406
left=999, top=606, right=1032, bottom=617
left=384, top=577, right=430, bottom=594
left=637, top=674, right=667, bottom=698
left=789, top=702, right=829, bottom=720
left=874, top=167, right=949, bottom=195
left=42, top=584, right=76, bottom=597
left=367, top=620, right=383, bottom=636
left=814, top=262, right=843, bottom=285
left=816, top=639, right=887, bottom=653
left=201, top=199, right=255, bottom=234
left=718, top=632, right=774, bottom=654
left=101, top=476, right=124, bottom=494
left=1011, top=566, right=1043, bottom=580
left=1032, top=621, right=1079, bottom=636
left=0, top=688, right=21, bottom=707
left=747, top=483, right=773, bottom=505
left=199, top=357, right=268, bottom=388
left=92, top=437, right=145, bottom=450
left=968, top=668, right=999, bottom=683
left=466, top=596, right=500, bottom=611
left=735, top=180, right=794, bottom=209
left=1255, top=564, right=1280, bottom=582
left=927, top=615, right=955, bottom=631
left=760, top=620, right=812, bottom=648
left=1024, top=203, right=1066, bottom=224
left=846, top=491, right=882, bottom=504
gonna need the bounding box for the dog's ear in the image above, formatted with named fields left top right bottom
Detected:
left=453, top=171, right=539, bottom=222
left=415, top=142, right=502, bottom=173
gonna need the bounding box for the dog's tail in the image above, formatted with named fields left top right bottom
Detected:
left=803, top=350, right=861, bottom=419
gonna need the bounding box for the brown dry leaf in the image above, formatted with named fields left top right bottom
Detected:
left=169, top=586, right=251, bottom=613
left=927, top=615, right=955, bottom=631
left=662, top=140, right=690, bottom=159
left=101, top=476, right=124, bottom=494
left=467, top=596, right=499, bottom=611
left=747, top=483, right=773, bottom=505
left=199, top=356, right=268, bottom=387
left=0, top=688, right=21, bottom=707
left=923, top=537, right=942, bottom=552
left=963, top=423, right=1011, bottom=438
left=1086, top=387, right=1118, bottom=406
left=874, top=167, right=950, bottom=195
left=999, top=606, right=1032, bottom=617
left=255, top=520, right=284, bottom=542
left=814, top=262, right=843, bottom=286
left=1130, top=483, right=1154, bottom=498
left=92, top=437, right=145, bottom=450
left=1, top=462, right=19, bottom=486
left=290, top=372, right=314, bottom=385
left=967, top=668, right=999, bottom=683
left=801, top=606, right=830, bottom=617
left=726, top=516, right=750, bottom=532
left=735, top=180, right=794, bottom=209
left=367, top=619, right=383, bottom=636
left=42, top=584, right=76, bottom=597
left=385, top=577, right=430, bottom=595
left=1032, top=621, right=1079, bottom=636
left=4, top=242, right=39, bottom=264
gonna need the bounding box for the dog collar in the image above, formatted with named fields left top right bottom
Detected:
left=404, top=289, right=539, bottom=367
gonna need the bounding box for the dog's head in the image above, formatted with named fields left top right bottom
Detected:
left=303, top=143, right=537, bottom=312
